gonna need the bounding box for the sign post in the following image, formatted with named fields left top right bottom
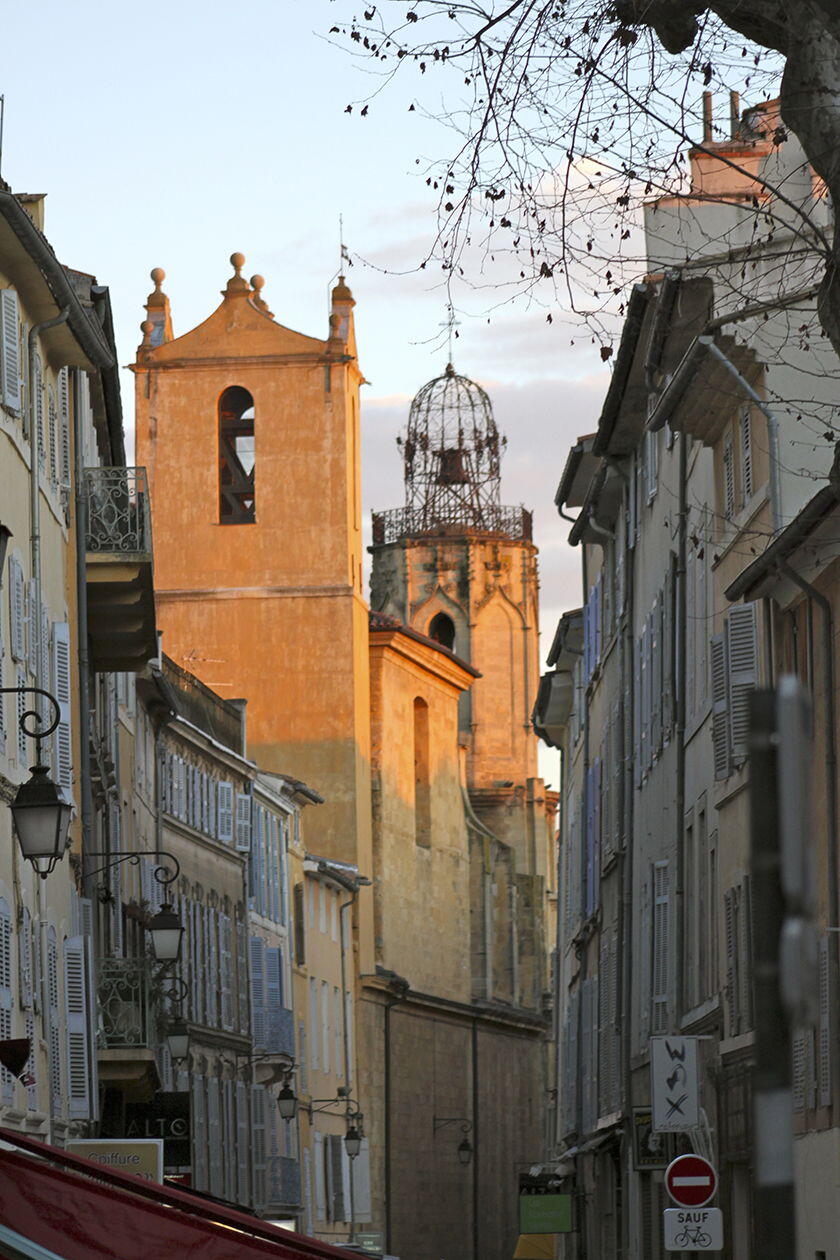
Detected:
left=664, top=1154, right=721, bottom=1253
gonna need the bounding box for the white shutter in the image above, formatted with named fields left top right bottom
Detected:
left=250, top=936, right=267, bottom=1050
left=352, top=1139, right=372, bottom=1221
left=321, top=979, right=330, bottom=1074
left=251, top=1084, right=267, bottom=1207
left=207, top=1076, right=223, bottom=1196
left=724, top=887, right=739, bottom=1037
left=48, top=386, right=58, bottom=485
left=723, top=435, right=735, bottom=519
left=224, top=1078, right=236, bottom=1202
left=819, top=935, right=832, bottom=1108
left=326, top=1134, right=346, bottom=1222
left=313, top=1132, right=326, bottom=1221
left=52, top=623, right=73, bottom=795
left=218, top=782, right=234, bottom=844
left=265, top=945, right=283, bottom=1050
left=651, top=862, right=670, bottom=1035
left=236, top=1080, right=251, bottom=1204
left=10, top=556, right=25, bottom=661
left=208, top=775, right=217, bottom=838
left=235, top=792, right=252, bottom=852
left=0, top=899, right=13, bottom=1105
left=0, top=288, right=21, bottom=412
left=741, top=407, right=753, bottom=501
left=237, top=916, right=249, bottom=1033
left=47, top=927, right=61, bottom=1115
left=19, top=906, right=32, bottom=1009
left=727, top=603, right=758, bottom=764
left=710, top=633, right=730, bottom=780
left=792, top=1031, right=806, bottom=1113
left=192, top=1075, right=207, bottom=1189
left=34, top=355, right=45, bottom=469
left=64, top=935, right=91, bottom=1119
left=58, top=368, right=70, bottom=487
left=220, top=913, right=233, bottom=1031
left=310, top=977, right=319, bottom=1071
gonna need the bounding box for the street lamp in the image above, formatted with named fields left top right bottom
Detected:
left=344, top=1124, right=362, bottom=1159
left=457, top=1136, right=473, bottom=1166
left=165, top=1016, right=190, bottom=1063
left=147, top=902, right=184, bottom=962
left=433, top=1116, right=474, bottom=1166
left=277, top=1082, right=297, bottom=1122
left=2, top=686, right=69, bottom=878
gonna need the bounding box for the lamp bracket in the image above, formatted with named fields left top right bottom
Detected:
left=305, top=1096, right=363, bottom=1119
left=82, top=847, right=180, bottom=886
left=0, top=686, right=61, bottom=750
left=433, top=1116, right=473, bottom=1136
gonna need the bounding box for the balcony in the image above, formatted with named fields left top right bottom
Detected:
left=84, top=467, right=157, bottom=672
left=96, top=957, right=160, bottom=1100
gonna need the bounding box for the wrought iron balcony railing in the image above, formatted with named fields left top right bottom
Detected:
left=97, top=957, right=152, bottom=1049
left=371, top=503, right=532, bottom=545
left=84, top=467, right=152, bottom=555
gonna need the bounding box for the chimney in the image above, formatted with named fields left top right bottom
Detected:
left=702, top=92, right=713, bottom=143
left=730, top=91, right=741, bottom=139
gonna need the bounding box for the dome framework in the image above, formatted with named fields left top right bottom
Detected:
left=398, top=362, right=506, bottom=532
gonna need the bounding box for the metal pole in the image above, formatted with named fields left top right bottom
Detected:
left=749, top=689, right=796, bottom=1258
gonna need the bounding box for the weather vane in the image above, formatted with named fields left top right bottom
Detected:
left=339, top=214, right=350, bottom=271
left=440, top=302, right=461, bottom=364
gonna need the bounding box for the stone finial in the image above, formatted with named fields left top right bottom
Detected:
left=146, top=267, right=167, bottom=308
left=250, top=274, right=274, bottom=318
left=138, top=319, right=155, bottom=354
left=332, top=273, right=354, bottom=305
left=224, top=252, right=252, bottom=297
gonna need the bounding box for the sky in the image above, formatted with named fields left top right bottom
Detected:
left=1, top=1, right=610, bottom=780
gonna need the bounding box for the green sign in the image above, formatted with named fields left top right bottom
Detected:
left=519, top=1191, right=573, bottom=1234
left=355, top=1232, right=384, bottom=1255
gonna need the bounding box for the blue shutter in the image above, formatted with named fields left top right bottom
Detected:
left=265, top=946, right=283, bottom=1050
left=250, top=936, right=267, bottom=1050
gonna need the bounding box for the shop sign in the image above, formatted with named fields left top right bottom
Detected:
left=124, top=1091, right=191, bottom=1167
left=518, top=1173, right=572, bottom=1234
left=66, top=1139, right=163, bottom=1184
left=651, top=1036, right=700, bottom=1131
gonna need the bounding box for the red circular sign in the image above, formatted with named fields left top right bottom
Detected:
left=665, top=1154, right=717, bottom=1208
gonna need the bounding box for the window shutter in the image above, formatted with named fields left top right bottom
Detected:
left=641, top=623, right=650, bottom=773
left=805, top=1027, right=817, bottom=1112
left=727, top=603, right=758, bottom=765
left=819, top=935, right=832, bottom=1108
left=217, top=782, right=234, bottom=844
left=64, top=935, right=91, bottom=1119
left=251, top=1084, right=267, bottom=1207
left=25, top=1012, right=37, bottom=1111
left=34, top=355, right=45, bottom=469
left=0, top=289, right=21, bottom=412
left=48, top=387, right=58, bottom=485
left=250, top=936, right=267, bottom=1050
left=208, top=775, right=217, bottom=838
left=207, top=1076, right=223, bottom=1196
left=47, top=927, right=61, bottom=1115
left=294, top=883, right=306, bottom=965
left=651, top=862, right=670, bottom=1035
left=723, top=435, right=735, bottom=519
left=220, top=913, right=233, bottom=1031
left=192, top=1075, right=207, bottom=1189
left=58, top=368, right=70, bottom=487
left=309, top=977, right=319, bottom=1071
left=739, top=875, right=754, bottom=1030
left=584, top=766, right=595, bottom=917
left=334, top=986, right=343, bottom=1079
left=0, top=899, right=13, bottom=1105
left=223, top=1078, right=236, bottom=1203
left=265, top=945, right=283, bottom=1050
left=741, top=406, right=753, bottom=501
left=235, top=792, right=252, bottom=852
left=51, top=623, right=73, bottom=796
left=313, top=1132, right=326, bottom=1221
left=10, top=556, right=25, bottom=661
left=792, top=1031, right=806, bottom=1113
left=236, top=915, right=249, bottom=1033
left=352, top=1139, right=372, bottom=1222
left=327, top=1134, right=347, bottom=1222
left=710, top=633, right=730, bottom=779
left=321, top=980, right=330, bottom=1074
left=299, top=1023, right=308, bottom=1094
left=724, top=887, right=739, bottom=1037
left=236, top=1080, right=251, bottom=1205
left=598, top=933, right=610, bottom=1119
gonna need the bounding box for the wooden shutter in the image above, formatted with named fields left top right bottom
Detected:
left=192, top=1075, right=207, bottom=1189
left=218, top=782, right=234, bottom=843
left=223, top=1078, right=236, bottom=1202
left=294, top=883, right=306, bottom=964
left=327, top=1134, right=346, bottom=1222
left=235, top=792, right=252, bottom=851
left=220, top=913, right=233, bottom=1031
left=0, top=899, right=12, bottom=1105
left=309, top=977, right=319, bottom=1070
left=10, top=556, right=25, bottom=661
left=207, top=1076, right=223, bottom=1196
left=0, top=288, right=21, bottom=411
left=727, top=603, right=758, bottom=764
left=321, top=980, right=330, bottom=1074
left=352, top=1139, right=372, bottom=1221
left=265, top=946, right=283, bottom=1050
left=52, top=623, right=73, bottom=796
left=651, top=862, right=670, bottom=1035
left=64, top=935, right=91, bottom=1119
left=741, top=406, right=753, bottom=501
left=651, top=599, right=662, bottom=756
left=58, top=368, right=70, bottom=487
left=739, top=875, right=754, bottom=1030
left=47, top=927, right=61, bottom=1115
left=723, top=435, right=735, bottom=519
left=662, top=563, right=674, bottom=739
left=236, top=916, right=249, bottom=1033
left=251, top=1085, right=267, bottom=1207
left=48, top=387, right=58, bottom=485
left=236, top=1080, right=251, bottom=1205
left=250, top=936, right=267, bottom=1050
left=792, top=1031, right=806, bottom=1113
left=313, top=1132, right=326, bottom=1221
left=34, top=356, right=45, bottom=470
left=819, top=935, right=832, bottom=1108
left=724, top=887, right=739, bottom=1037
left=710, top=633, right=730, bottom=779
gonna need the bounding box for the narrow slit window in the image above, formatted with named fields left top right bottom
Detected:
left=413, top=696, right=431, bottom=847
left=428, top=612, right=455, bottom=651
left=219, top=386, right=255, bottom=524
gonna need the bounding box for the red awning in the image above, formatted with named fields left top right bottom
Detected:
left=0, top=1128, right=348, bottom=1260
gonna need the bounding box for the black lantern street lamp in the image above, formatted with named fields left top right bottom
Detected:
left=1, top=687, right=70, bottom=878
left=344, top=1125, right=362, bottom=1159
left=457, top=1136, right=473, bottom=1166
left=165, top=1016, right=190, bottom=1063
left=277, top=1082, right=297, bottom=1122
left=433, top=1116, right=474, bottom=1167
left=148, top=902, right=184, bottom=962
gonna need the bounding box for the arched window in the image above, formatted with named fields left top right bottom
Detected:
left=218, top=386, right=255, bottom=524
left=428, top=611, right=456, bottom=651
left=413, top=697, right=431, bottom=847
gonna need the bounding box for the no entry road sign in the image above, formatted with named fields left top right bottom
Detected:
left=665, top=1154, right=717, bottom=1209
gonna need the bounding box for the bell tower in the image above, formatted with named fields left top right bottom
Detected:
left=132, top=255, right=371, bottom=872
left=370, top=362, right=549, bottom=872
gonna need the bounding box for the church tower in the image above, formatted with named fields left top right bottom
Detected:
left=132, top=255, right=371, bottom=875
left=370, top=362, right=550, bottom=873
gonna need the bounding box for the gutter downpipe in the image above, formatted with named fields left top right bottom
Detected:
left=674, top=433, right=689, bottom=1026
left=339, top=885, right=360, bottom=1242
left=776, top=558, right=840, bottom=1061
left=472, top=1016, right=480, bottom=1260
left=700, top=337, right=782, bottom=532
